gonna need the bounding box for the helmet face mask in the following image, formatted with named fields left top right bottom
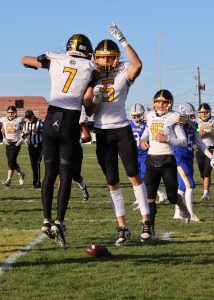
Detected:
left=198, top=103, right=211, bottom=121
left=130, top=103, right=145, bottom=125
left=94, top=39, right=121, bottom=72
left=153, top=89, right=174, bottom=116
left=178, top=102, right=196, bottom=120
left=66, top=34, right=93, bottom=59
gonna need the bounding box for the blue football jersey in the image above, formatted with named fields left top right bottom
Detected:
left=174, top=121, right=197, bottom=159
left=130, top=120, right=147, bottom=157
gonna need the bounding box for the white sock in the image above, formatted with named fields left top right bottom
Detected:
left=204, top=189, right=209, bottom=196
left=109, top=189, right=125, bottom=217
left=175, top=190, right=185, bottom=215
left=133, top=182, right=149, bottom=215
left=185, top=188, right=194, bottom=216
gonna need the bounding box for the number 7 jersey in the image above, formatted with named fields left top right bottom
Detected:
left=46, top=52, right=96, bottom=110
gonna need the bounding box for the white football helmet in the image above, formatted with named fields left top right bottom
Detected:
left=130, top=103, right=145, bottom=125
left=178, top=102, right=196, bottom=120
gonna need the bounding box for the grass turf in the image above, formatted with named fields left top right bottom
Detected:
left=0, top=144, right=214, bottom=300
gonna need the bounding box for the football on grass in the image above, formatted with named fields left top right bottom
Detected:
left=86, top=244, right=112, bottom=257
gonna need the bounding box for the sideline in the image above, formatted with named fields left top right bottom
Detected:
left=0, top=234, right=45, bottom=276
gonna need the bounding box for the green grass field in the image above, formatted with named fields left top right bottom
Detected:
left=0, top=144, right=214, bottom=300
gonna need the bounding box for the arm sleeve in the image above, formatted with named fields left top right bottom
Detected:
left=140, top=126, right=149, bottom=142
left=168, top=124, right=187, bottom=146
left=195, top=135, right=213, bottom=159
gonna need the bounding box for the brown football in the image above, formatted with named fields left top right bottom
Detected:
left=86, top=244, right=112, bottom=257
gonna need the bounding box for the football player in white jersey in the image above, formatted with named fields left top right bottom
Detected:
left=140, top=89, right=191, bottom=237
left=129, top=103, right=168, bottom=210
left=1, top=106, right=25, bottom=187
left=196, top=103, right=214, bottom=201
left=87, top=22, right=152, bottom=246
left=21, top=34, right=96, bottom=247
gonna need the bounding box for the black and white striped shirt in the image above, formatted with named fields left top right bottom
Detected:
left=23, top=118, right=43, bottom=145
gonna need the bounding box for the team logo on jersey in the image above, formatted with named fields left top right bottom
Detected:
left=69, top=60, right=76, bottom=65
left=53, top=120, right=60, bottom=127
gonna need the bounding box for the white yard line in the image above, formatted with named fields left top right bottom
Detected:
left=161, top=232, right=172, bottom=241
left=0, top=234, right=45, bottom=276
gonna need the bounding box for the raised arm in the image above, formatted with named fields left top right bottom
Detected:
left=109, top=22, right=142, bottom=82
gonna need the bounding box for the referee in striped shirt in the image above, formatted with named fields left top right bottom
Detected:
left=23, top=110, right=43, bottom=188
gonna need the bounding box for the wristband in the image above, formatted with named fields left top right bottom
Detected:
left=119, top=38, right=128, bottom=47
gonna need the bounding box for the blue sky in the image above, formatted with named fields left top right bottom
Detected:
left=1, top=0, right=214, bottom=110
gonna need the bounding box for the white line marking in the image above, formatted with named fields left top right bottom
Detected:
left=161, top=232, right=172, bottom=241
left=0, top=234, right=45, bottom=276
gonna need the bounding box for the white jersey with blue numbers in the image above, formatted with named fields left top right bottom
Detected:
left=130, top=120, right=147, bottom=157
left=141, top=110, right=187, bottom=155
left=196, top=116, right=214, bottom=147
left=93, top=62, right=132, bottom=129
left=46, top=52, right=96, bottom=110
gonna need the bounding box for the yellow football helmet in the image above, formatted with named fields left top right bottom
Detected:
left=153, top=89, right=174, bottom=116
left=94, top=39, right=121, bottom=72
left=66, top=34, right=93, bottom=59
left=198, top=103, right=211, bottom=121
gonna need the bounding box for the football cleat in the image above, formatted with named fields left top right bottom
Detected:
left=158, top=197, right=169, bottom=205
left=51, top=221, right=66, bottom=247
left=41, top=219, right=55, bottom=239
left=18, top=172, right=25, bottom=186
left=180, top=207, right=191, bottom=224
left=201, top=194, right=210, bottom=202
left=173, top=214, right=184, bottom=220
left=190, top=214, right=201, bottom=222
left=132, top=201, right=140, bottom=211
left=3, top=179, right=12, bottom=187
left=115, top=227, right=131, bottom=247
left=140, top=220, right=152, bottom=242
left=82, top=186, right=89, bottom=201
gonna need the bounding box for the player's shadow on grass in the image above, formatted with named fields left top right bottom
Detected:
left=0, top=196, right=40, bottom=201
left=11, top=248, right=214, bottom=268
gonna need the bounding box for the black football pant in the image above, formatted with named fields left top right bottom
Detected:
left=6, top=144, right=21, bottom=170
left=95, top=125, right=139, bottom=186
left=42, top=106, right=81, bottom=222
left=28, top=143, right=42, bottom=187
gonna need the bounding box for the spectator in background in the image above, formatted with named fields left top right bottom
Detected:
left=1, top=106, right=25, bottom=187
left=22, top=110, right=43, bottom=189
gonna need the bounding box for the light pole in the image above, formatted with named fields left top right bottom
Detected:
left=157, top=32, right=166, bottom=90
left=197, top=67, right=205, bottom=106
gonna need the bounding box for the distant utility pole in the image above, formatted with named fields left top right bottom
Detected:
left=196, top=66, right=205, bottom=106
left=157, top=32, right=166, bottom=90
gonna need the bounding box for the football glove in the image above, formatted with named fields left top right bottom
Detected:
left=15, top=138, right=24, bottom=146
left=92, top=85, right=104, bottom=104
left=210, top=157, right=214, bottom=168
left=109, top=22, right=128, bottom=47
left=3, top=138, right=10, bottom=145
